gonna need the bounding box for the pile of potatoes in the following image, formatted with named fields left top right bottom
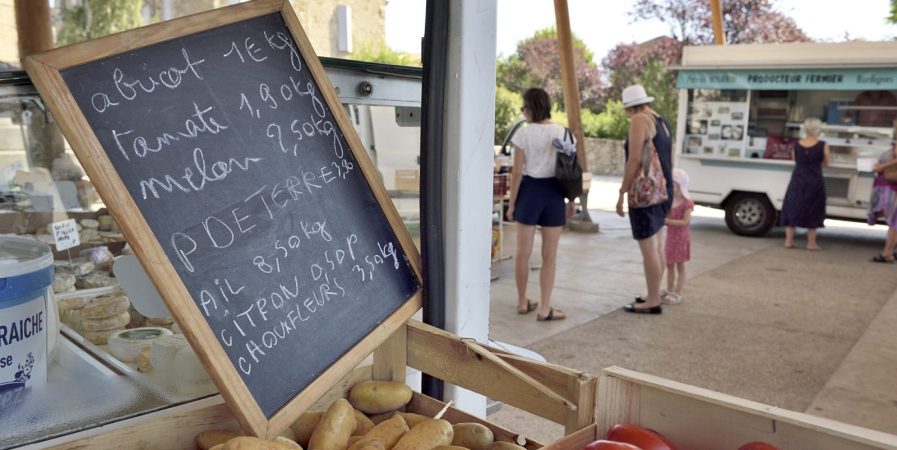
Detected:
left=195, top=381, right=528, bottom=450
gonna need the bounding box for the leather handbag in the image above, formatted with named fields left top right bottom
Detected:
left=627, top=119, right=668, bottom=208
left=554, top=128, right=583, bottom=201
left=884, top=164, right=897, bottom=183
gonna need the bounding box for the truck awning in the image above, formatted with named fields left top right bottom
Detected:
left=676, top=68, right=897, bottom=90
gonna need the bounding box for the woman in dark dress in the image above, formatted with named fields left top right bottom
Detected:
left=616, top=85, right=674, bottom=314
left=780, top=117, right=830, bottom=250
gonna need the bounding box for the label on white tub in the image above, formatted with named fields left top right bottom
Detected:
left=51, top=219, right=80, bottom=251
left=0, top=295, right=47, bottom=409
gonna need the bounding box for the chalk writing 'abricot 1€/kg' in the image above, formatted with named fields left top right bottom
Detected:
left=90, top=48, right=205, bottom=114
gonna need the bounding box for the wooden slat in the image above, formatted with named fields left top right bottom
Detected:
left=595, top=372, right=639, bottom=438
left=372, top=324, right=407, bottom=382
left=406, top=321, right=594, bottom=426
left=564, top=368, right=597, bottom=435
left=540, top=424, right=599, bottom=450
left=407, top=393, right=543, bottom=449
left=45, top=398, right=239, bottom=450
left=29, top=0, right=283, bottom=70
left=602, top=366, right=897, bottom=449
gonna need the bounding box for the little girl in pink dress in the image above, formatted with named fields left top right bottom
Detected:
left=663, top=169, right=694, bottom=304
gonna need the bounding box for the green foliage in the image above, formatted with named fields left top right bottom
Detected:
left=532, top=27, right=595, bottom=65
left=57, top=0, right=143, bottom=46
left=496, top=55, right=540, bottom=98
left=636, top=58, right=678, bottom=134
left=889, top=0, right=897, bottom=24
left=353, top=41, right=421, bottom=67
left=592, top=101, right=631, bottom=140
left=494, top=85, right=523, bottom=144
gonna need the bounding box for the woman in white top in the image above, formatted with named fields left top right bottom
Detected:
left=508, top=88, right=570, bottom=321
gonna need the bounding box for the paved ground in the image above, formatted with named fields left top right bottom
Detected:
left=484, top=177, right=897, bottom=444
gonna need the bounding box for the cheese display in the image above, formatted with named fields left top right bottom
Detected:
left=52, top=273, right=76, bottom=293
left=80, top=294, right=129, bottom=319
left=108, top=327, right=173, bottom=363
left=149, top=334, right=189, bottom=372
left=81, top=311, right=130, bottom=332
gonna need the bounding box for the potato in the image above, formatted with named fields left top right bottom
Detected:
left=353, top=409, right=376, bottom=435
left=308, top=399, right=357, bottom=450
left=367, top=411, right=396, bottom=425
left=396, top=412, right=430, bottom=428
left=291, top=411, right=323, bottom=447
left=452, top=423, right=494, bottom=450
left=347, top=437, right=386, bottom=450
left=349, top=381, right=413, bottom=414
left=273, top=436, right=303, bottom=449
left=362, top=414, right=409, bottom=449
left=209, top=445, right=224, bottom=450
left=392, top=419, right=454, bottom=450
left=348, top=436, right=364, bottom=446
left=279, top=427, right=298, bottom=442
left=433, top=446, right=470, bottom=450
left=487, top=442, right=526, bottom=450
left=222, top=436, right=302, bottom=450
left=196, top=430, right=241, bottom=450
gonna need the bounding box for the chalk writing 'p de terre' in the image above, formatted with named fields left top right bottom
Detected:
left=90, top=48, right=205, bottom=114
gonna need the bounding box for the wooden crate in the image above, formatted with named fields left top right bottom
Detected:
left=40, top=320, right=596, bottom=449
left=543, top=366, right=897, bottom=450
left=394, top=169, right=420, bottom=192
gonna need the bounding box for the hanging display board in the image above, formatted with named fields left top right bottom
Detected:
left=25, top=0, right=422, bottom=438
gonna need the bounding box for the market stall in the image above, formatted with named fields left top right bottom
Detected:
left=674, top=41, right=897, bottom=235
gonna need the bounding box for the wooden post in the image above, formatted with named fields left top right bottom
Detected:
left=554, top=0, right=597, bottom=231
left=710, top=0, right=725, bottom=45
left=553, top=0, right=586, bottom=173
left=15, top=0, right=54, bottom=66
left=14, top=0, right=66, bottom=171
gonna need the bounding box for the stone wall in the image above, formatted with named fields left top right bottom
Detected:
left=290, top=0, right=386, bottom=58
left=0, top=0, right=19, bottom=67
left=584, top=137, right=625, bottom=176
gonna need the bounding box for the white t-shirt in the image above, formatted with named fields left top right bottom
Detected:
left=511, top=123, right=572, bottom=178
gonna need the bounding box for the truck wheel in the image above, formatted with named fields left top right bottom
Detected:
left=725, top=194, right=776, bottom=236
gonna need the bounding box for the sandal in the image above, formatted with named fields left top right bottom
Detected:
left=872, top=254, right=894, bottom=263
left=517, top=300, right=539, bottom=315
left=623, top=304, right=662, bottom=314
left=536, top=307, right=566, bottom=321
left=662, top=292, right=683, bottom=305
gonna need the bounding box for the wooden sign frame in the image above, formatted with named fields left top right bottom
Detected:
left=25, top=0, right=423, bottom=439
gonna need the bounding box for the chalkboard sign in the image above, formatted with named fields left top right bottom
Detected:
left=26, top=0, right=422, bottom=438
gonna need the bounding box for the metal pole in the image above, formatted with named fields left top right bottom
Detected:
left=420, top=0, right=449, bottom=402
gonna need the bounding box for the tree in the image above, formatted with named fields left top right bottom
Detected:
left=636, top=58, right=678, bottom=133
left=889, top=0, right=897, bottom=24
left=57, top=0, right=143, bottom=46
left=494, top=85, right=522, bottom=144
left=497, top=28, right=606, bottom=111
left=631, top=0, right=810, bottom=45
left=603, top=36, right=681, bottom=103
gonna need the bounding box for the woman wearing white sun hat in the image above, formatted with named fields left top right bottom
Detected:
left=616, top=85, right=674, bottom=315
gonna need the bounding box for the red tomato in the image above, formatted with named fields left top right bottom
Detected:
left=738, top=443, right=780, bottom=450
left=606, top=424, right=676, bottom=450
left=583, top=440, right=643, bottom=450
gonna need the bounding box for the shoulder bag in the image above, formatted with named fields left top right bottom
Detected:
left=627, top=115, right=668, bottom=208
left=553, top=128, right=583, bottom=201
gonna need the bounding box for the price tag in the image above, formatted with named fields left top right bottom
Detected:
left=51, top=219, right=80, bottom=251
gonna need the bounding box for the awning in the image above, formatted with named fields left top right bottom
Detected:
left=676, top=68, right=897, bottom=90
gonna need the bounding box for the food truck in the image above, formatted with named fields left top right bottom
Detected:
left=675, top=41, right=897, bottom=236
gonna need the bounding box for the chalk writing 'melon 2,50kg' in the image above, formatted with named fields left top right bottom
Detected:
left=60, top=13, right=419, bottom=418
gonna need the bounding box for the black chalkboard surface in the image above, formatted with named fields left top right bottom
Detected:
left=58, top=12, right=420, bottom=419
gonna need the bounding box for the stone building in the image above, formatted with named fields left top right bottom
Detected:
left=1, top=0, right=386, bottom=67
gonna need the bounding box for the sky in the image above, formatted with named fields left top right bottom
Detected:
left=385, top=0, right=896, bottom=62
